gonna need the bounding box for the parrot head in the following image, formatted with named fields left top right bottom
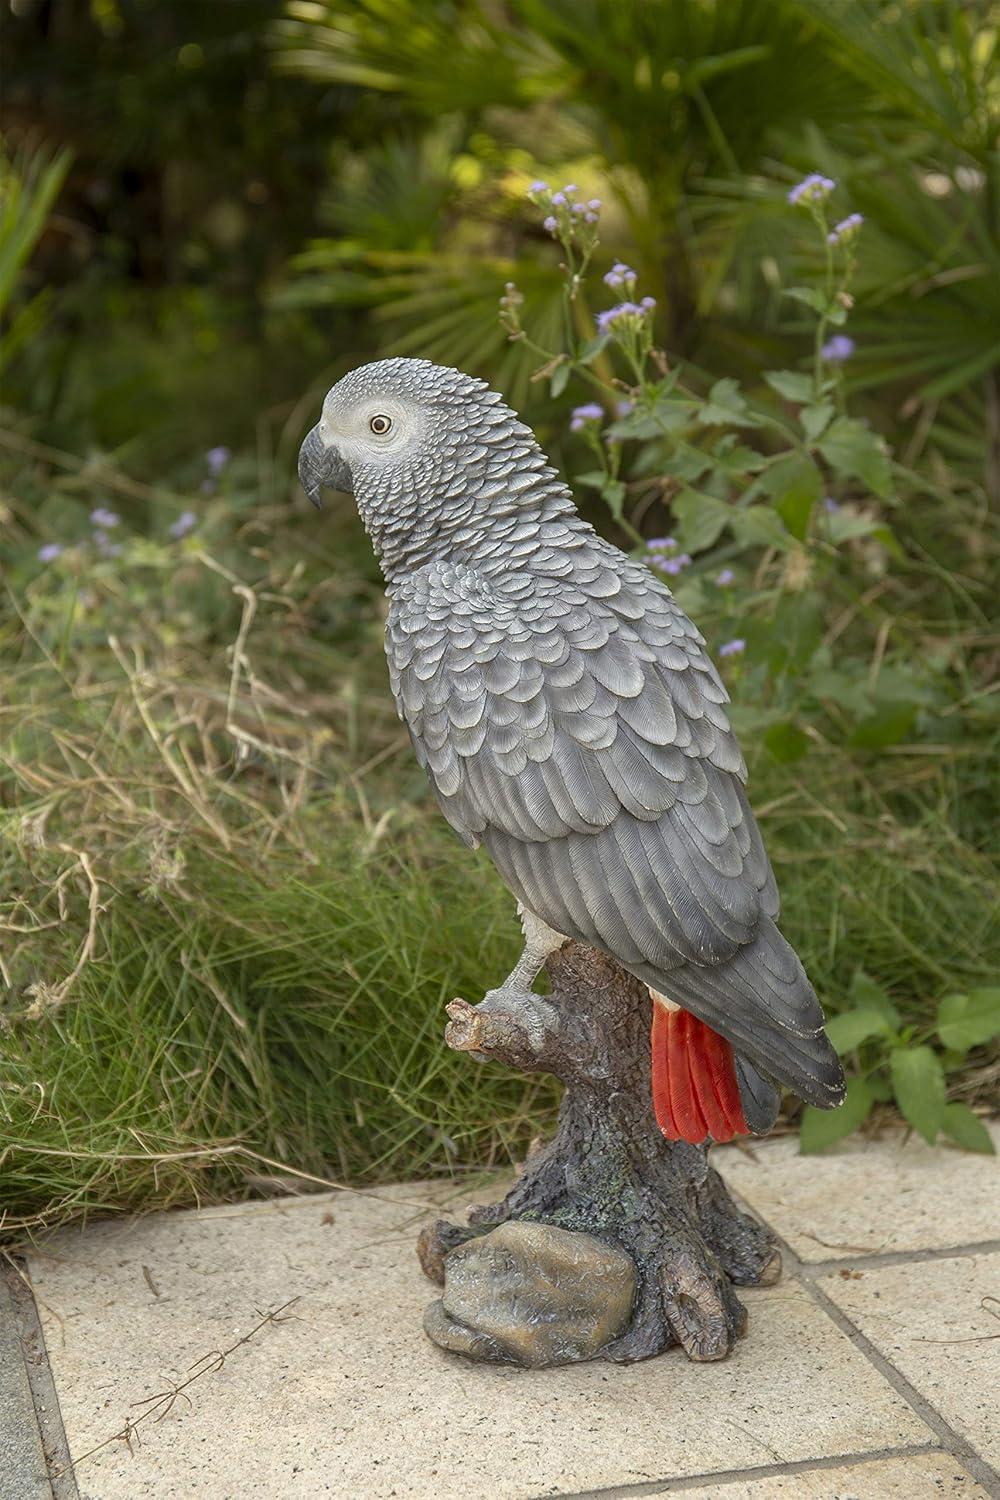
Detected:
left=297, top=358, right=568, bottom=576
left=298, top=356, right=514, bottom=510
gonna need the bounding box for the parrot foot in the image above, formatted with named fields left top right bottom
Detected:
left=445, top=989, right=562, bottom=1070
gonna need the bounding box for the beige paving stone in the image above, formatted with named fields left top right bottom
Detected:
left=821, top=1251, right=1000, bottom=1477
left=716, top=1124, right=1000, bottom=1262
left=28, top=1185, right=934, bottom=1500
left=678, top=1451, right=993, bottom=1498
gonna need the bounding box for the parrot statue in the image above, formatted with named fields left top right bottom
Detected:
left=299, top=358, right=846, bottom=1145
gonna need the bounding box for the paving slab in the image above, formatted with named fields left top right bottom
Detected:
left=26, top=1184, right=936, bottom=1500
left=0, top=1266, right=54, bottom=1498
left=821, top=1251, right=1000, bottom=1477
left=674, top=1451, right=994, bottom=1498
left=717, top=1124, right=1000, bottom=1262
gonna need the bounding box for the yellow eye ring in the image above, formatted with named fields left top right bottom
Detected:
left=370, top=414, right=392, bottom=435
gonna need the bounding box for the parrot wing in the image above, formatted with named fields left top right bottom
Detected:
left=386, top=541, right=841, bottom=1104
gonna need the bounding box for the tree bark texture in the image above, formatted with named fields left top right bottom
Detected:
left=418, top=940, right=781, bottom=1365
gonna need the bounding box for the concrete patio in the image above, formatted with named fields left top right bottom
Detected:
left=4, top=1124, right=998, bottom=1499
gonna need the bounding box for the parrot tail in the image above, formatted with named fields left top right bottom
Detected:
left=650, top=1004, right=780, bottom=1144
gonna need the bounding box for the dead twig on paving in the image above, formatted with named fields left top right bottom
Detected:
left=51, top=1297, right=301, bottom=1478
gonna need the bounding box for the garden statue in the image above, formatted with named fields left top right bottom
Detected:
left=299, top=357, right=845, bottom=1366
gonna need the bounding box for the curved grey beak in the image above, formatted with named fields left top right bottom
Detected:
left=298, top=424, right=353, bottom=510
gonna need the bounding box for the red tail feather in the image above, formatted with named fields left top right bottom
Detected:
left=650, top=1003, right=749, bottom=1144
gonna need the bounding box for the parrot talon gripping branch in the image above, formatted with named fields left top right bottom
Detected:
left=299, top=357, right=845, bottom=1368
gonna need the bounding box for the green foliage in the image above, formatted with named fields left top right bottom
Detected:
left=936, top=989, right=1000, bottom=1052
left=274, top=0, right=1000, bottom=499
left=0, top=139, right=70, bottom=371
left=501, top=173, right=998, bottom=1154
left=2, top=495, right=997, bottom=1231
left=1, top=0, right=997, bottom=1230
left=807, top=971, right=999, bottom=1154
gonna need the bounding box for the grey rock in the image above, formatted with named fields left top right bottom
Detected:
left=424, top=1219, right=637, bottom=1367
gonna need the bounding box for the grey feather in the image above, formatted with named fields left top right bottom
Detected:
left=309, top=356, right=845, bottom=1112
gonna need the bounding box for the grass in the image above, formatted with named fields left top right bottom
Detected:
left=2, top=461, right=998, bottom=1241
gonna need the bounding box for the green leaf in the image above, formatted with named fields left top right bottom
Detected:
left=936, top=989, right=1000, bottom=1051
left=574, top=470, right=608, bottom=490
left=848, top=703, right=917, bottom=749
left=699, top=377, right=760, bottom=429
left=799, top=1076, right=873, bottom=1153
left=550, top=361, right=571, bottom=398
left=818, top=418, right=893, bottom=498
left=826, top=1009, right=893, bottom=1053
left=601, top=478, right=626, bottom=520
left=889, top=1045, right=946, bottom=1144
left=673, top=488, right=732, bottom=553
left=662, top=444, right=713, bottom=483
left=729, top=505, right=792, bottom=551
left=941, top=1103, right=996, bottom=1155
left=850, top=972, right=900, bottom=1028
left=763, top=721, right=811, bottom=764
left=801, top=400, right=835, bottom=442
left=711, top=437, right=768, bottom=475
left=575, top=333, right=610, bottom=366
left=761, top=453, right=822, bottom=541
left=784, top=285, right=828, bottom=316
left=609, top=398, right=689, bottom=439
left=869, top=523, right=903, bottom=558
left=828, top=510, right=887, bottom=544
left=764, top=369, right=815, bottom=404
left=686, top=44, right=771, bottom=86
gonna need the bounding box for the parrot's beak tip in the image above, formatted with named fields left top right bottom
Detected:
left=305, top=487, right=324, bottom=511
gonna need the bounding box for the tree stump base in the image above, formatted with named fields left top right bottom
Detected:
left=418, top=941, right=781, bottom=1366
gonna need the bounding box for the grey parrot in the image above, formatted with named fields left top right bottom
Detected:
left=299, top=357, right=845, bottom=1143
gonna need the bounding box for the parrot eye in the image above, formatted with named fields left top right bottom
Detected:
left=369, top=414, right=392, bottom=435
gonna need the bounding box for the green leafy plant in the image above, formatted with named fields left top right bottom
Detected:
left=277, top=0, right=998, bottom=496
left=801, top=971, right=999, bottom=1154
left=495, top=172, right=997, bottom=1151
left=0, top=138, right=71, bottom=373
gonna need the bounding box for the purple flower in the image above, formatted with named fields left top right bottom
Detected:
left=571, top=202, right=587, bottom=216
left=170, top=510, right=198, bottom=539
left=584, top=211, right=599, bottom=224
left=715, top=568, right=735, bottom=586
left=821, top=334, right=855, bottom=363
left=95, top=532, right=122, bottom=558
left=543, top=215, right=558, bottom=234
left=596, top=301, right=641, bottom=331
left=647, top=536, right=677, bottom=551
left=656, top=552, right=692, bottom=576
left=550, top=192, right=567, bottom=207
left=823, top=496, right=840, bottom=513
left=615, top=400, right=633, bottom=417
left=828, top=212, right=864, bottom=245
left=640, top=296, right=656, bottom=311
left=787, top=173, right=836, bottom=206
left=570, top=402, right=604, bottom=432
left=205, top=445, right=231, bottom=477
left=90, top=507, right=119, bottom=529
left=719, top=638, right=746, bottom=658
left=528, top=180, right=548, bottom=195
left=587, top=198, right=602, bottom=210
left=603, top=262, right=635, bottom=289
left=37, top=542, right=63, bottom=562
left=561, top=183, right=577, bottom=195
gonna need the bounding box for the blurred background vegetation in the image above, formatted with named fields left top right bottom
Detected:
left=1, top=0, right=998, bottom=1236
